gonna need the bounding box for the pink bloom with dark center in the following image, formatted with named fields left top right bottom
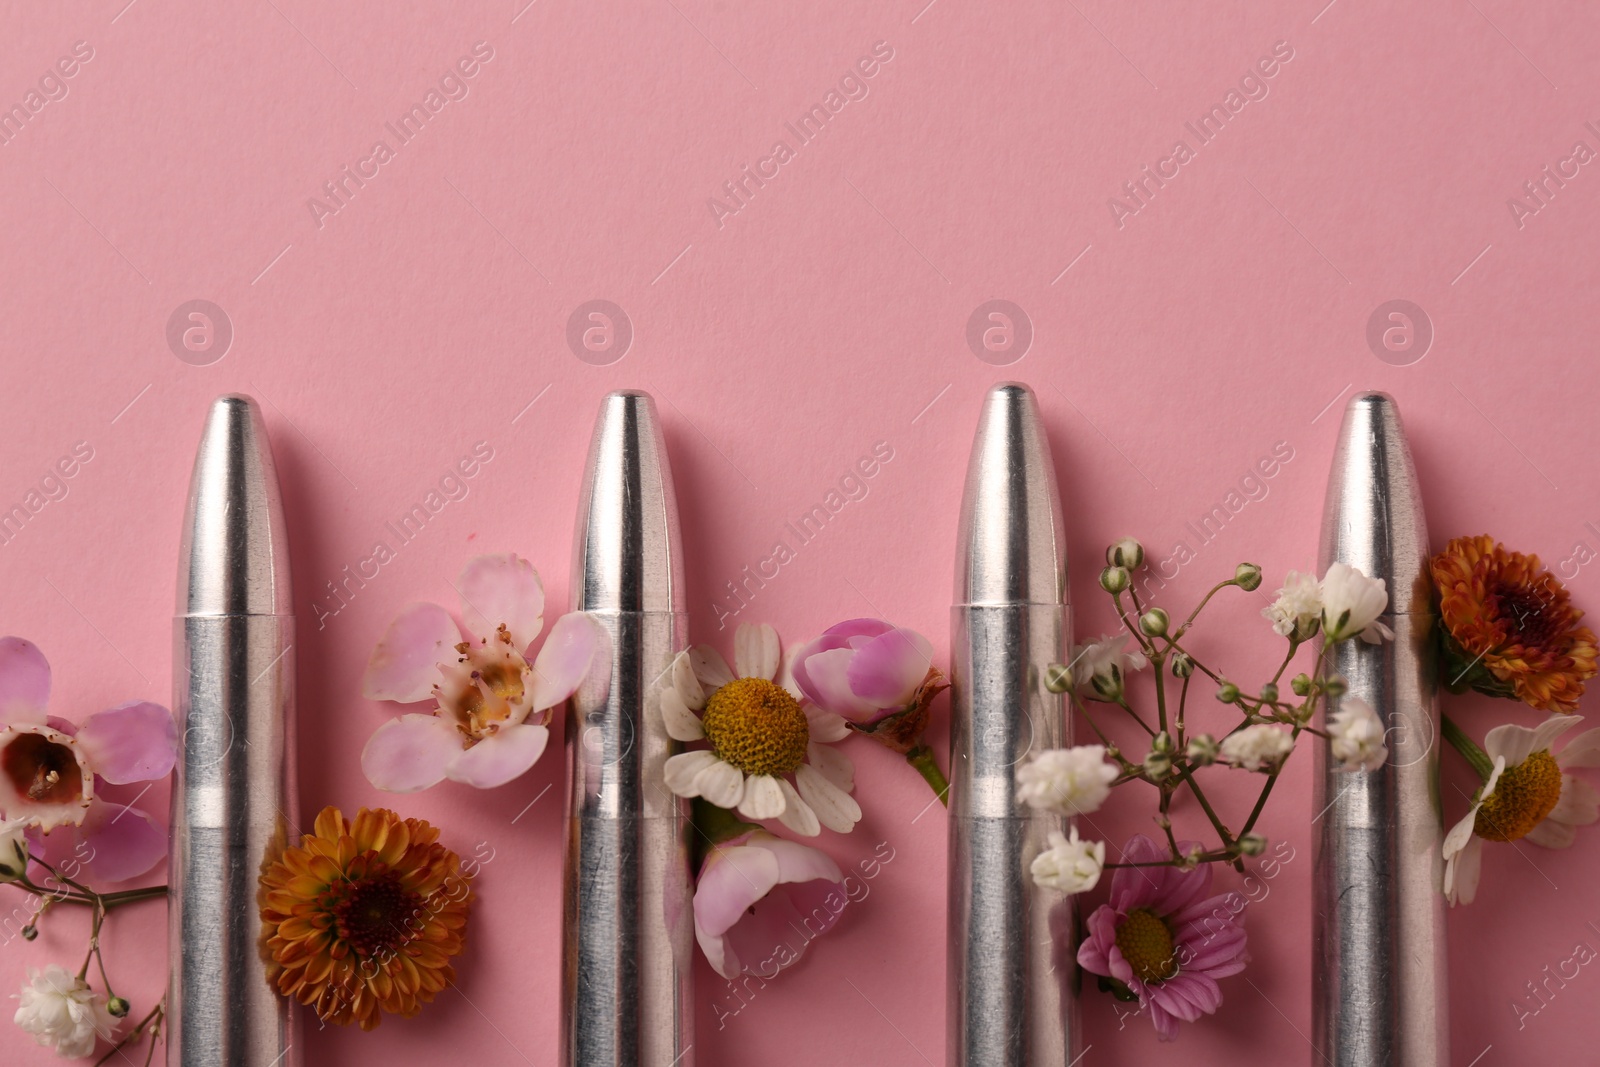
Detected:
left=0, top=637, right=176, bottom=882
left=1076, top=834, right=1250, bottom=1041
left=693, top=829, right=848, bottom=980
left=790, top=619, right=933, bottom=727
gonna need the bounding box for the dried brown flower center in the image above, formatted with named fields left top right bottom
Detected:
left=331, top=868, right=424, bottom=958
left=1115, top=907, right=1178, bottom=984
left=1475, top=750, right=1563, bottom=842
left=1489, top=583, right=1560, bottom=647
left=702, top=677, right=810, bottom=777
left=2, top=733, right=83, bottom=805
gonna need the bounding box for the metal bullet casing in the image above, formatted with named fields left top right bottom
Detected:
left=1313, top=392, right=1447, bottom=1066
left=170, top=395, right=299, bottom=1067
left=949, top=383, right=1075, bottom=1067
left=562, top=390, right=693, bottom=1067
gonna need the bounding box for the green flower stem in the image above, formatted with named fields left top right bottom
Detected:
left=906, top=744, right=949, bottom=807
left=690, top=796, right=761, bottom=861
left=1442, top=714, right=1496, bottom=781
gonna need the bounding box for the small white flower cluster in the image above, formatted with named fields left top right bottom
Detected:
left=12, top=964, right=119, bottom=1059
left=1016, top=746, right=1119, bottom=894
left=1261, top=562, right=1393, bottom=644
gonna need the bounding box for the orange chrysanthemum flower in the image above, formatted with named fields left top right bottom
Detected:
left=1431, top=535, right=1599, bottom=713
left=259, top=806, right=474, bottom=1030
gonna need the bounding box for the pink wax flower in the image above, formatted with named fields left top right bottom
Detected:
left=0, top=637, right=176, bottom=882
left=361, top=553, right=610, bottom=792
left=693, top=827, right=848, bottom=980
left=1077, top=834, right=1250, bottom=1041
left=791, top=618, right=936, bottom=728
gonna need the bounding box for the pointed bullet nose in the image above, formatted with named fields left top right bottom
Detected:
left=572, top=390, right=684, bottom=614
left=1319, top=391, right=1431, bottom=614
left=955, top=383, right=1067, bottom=607
left=177, top=394, right=292, bottom=617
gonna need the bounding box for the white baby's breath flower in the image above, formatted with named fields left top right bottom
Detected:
left=12, top=963, right=118, bottom=1058
left=1262, top=570, right=1322, bottom=639
left=1016, top=746, right=1118, bottom=816
left=1029, top=827, right=1105, bottom=894
left=1320, top=562, right=1394, bottom=644
left=0, top=818, right=29, bottom=884
left=1069, top=634, right=1148, bottom=702
left=1328, top=697, right=1388, bottom=772
left=1220, top=724, right=1294, bottom=772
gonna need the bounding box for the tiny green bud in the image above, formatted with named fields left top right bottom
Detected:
left=1290, top=673, right=1312, bottom=696
left=1107, top=537, right=1144, bottom=570
left=1043, top=662, right=1073, bottom=694
left=1186, top=734, right=1219, bottom=766
left=1237, top=833, right=1268, bottom=857
left=1234, top=562, right=1263, bottom=591
left=1216, top=682, right=1240, bottom=704
left=107, top=996, right=130, bottom=1018
left=1143, top=750, right=1172, bottom=782
left=1171, top=652, right=1195, bottom=678
left=1258, top=682, right=1279, bottom=704
left=1138, top=608, right=1169, bottom=637
left=1099, top=566, right=1130, bottom=594
left=1150, top=730, right=1175, bottom=755
left=1324, top=675, right=1348, bottom=697
left=21, top=924, right=36, bottom=941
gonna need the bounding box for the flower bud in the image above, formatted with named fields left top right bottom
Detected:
left=21, top=924, right=36, bottom=941
left=1099, top=566, right=1130, bottom=594
left=1142, top=750, right=1172, bottom=782
left=1150, top=730, right=1174, bottom=755
left=0, top=827, right=28, bottom=885
left=1258, top=682, right=1279, bottom=704
left=1170, top=652, right=1194, bottom=678
left=1237, top=833, right=1267, bottom=856
left=1324, top=675, right=1348, bottom=697
left=1138, top=608, right=1169, bottom=637
left=1290, top=673, right=1312, bottom=696
left=107, top=996, right=130, bottom=1018
left=1043, top=662, right=1073, bottom=694
left=1107, top=537, right=1144, bottom=570
left=1234, top=562, right=1263, bottom=591
left=1216, top=682, right=1240, bottom=704
left=1186, top=734, right=1219, bottom=766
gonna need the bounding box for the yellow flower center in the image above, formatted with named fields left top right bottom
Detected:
left=1475, top=750, right=1563, bottom=842
left=1115, top=907, right=1178, bottom=984
left=701, top=677, right=810, bottom=777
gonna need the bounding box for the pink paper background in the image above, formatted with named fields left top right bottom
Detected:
left=3, top=0, right=1598, bottom=1063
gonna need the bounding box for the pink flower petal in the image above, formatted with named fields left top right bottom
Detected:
left=752, top=834, right=846, bottom=885
left=800, top=648, right=880, bottom=722
left=446, top=724, right=549, bottom=788
left=75, top=702, right=177, bottom=785
left=695, top=843, right=781, bottom=939
left=457, top=554, right=545, bottom=651
left=0, top=637, right=51, bottom=725
left=1076, top=904, right=1119, bottom=975
left=75, top=800, right=166, bottom=882
left=361, top=714, right=462, bottom=792
left=846, top=628, right=933, bottom=706
left=362, top=602, right=461, bottom=703
left=530, top=612, right=610, bottom=712
left=821, top=618, right=893, bottom=643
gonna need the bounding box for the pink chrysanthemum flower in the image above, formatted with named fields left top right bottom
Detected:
left=1077, top=834, right=1250, bottom=1041
left=360, top=554, right=610, bottom=792
left=0, top=637, right=176, bottom=882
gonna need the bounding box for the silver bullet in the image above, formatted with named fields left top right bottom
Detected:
left=1313, top=391, right=1447, bottom=1066
left=562, top=390, right=693, bottom=1067
left=949, top=383, right=1076, bottom=1067
left=169, top=395, right=299, bottom=1067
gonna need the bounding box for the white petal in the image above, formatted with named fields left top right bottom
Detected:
left=690, top=645, right=735, bottom=689
left=658, top=686, right=705, bottom=742
left=775, top=778, right=820, bottom=836
left=694, top=759, right=746, bottom=809
left=1453, top=836, right=1483, bottom=905
left=1441, top=807, right=1480, bottom=860
left=807, top=742, right=855, bottom=792
left=805, top=707, right=852, bottom=744
left=672, top=651, right=706, bottom=711
left=734, top=623, right=781, bottom=681
left=1558, top=726, right=1600, bottom=769
left=1526, top=818, right=1577, bottom=849
left=1485, top=722, right=1545, bottom=767
left=1548, top=775, right=1600, bottom=827
left=736, top=774, right=786, bottom=821
left=795, top=763, right=861, bottom=833
left=1530, top=714, right=1582, bottom=754
left=663, top=750, right=718, bottom=797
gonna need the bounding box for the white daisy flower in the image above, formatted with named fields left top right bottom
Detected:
left=1443, top=715, right=1600, bottom=906
left=659, top=623, right=860, bottom=836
